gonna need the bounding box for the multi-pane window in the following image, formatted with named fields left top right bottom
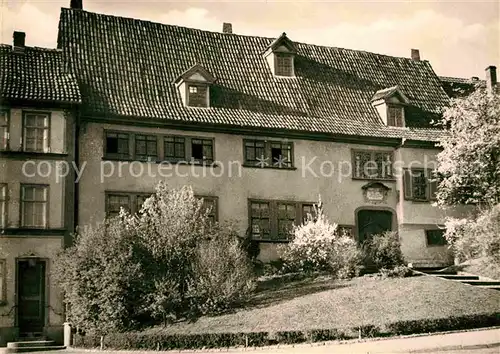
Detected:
left=0, top=111, right=8, bottom=150
left=403, top=169, right=438, bottom=202
left=187, top=84, right=208, bottom=107
left=191, top=138, right=213, bottom=163
left=21, top=185, right=48, bottom=228
left=426, top=229, right=447, bottom=246
left=338, top=225, right=354, bottom=238
left=106, top=192, right=152, bottom=218
left=301, top=203, right=315, bottom=223
left=275, top=53, right=294, bottom=77
left=250, top=201, right=271, bottom=240
left=198, top=196, right=218, bottom=224
left=249, top=200, right=313, bottom=241
left=164, top=136, right=186, bottom=161
left=277, top=203, right=296, bottom=239
left=23, top=113, right=49, bottom=152
left=387, top=105, right=404, bottom=127
left=244, top=139, right=293, bottom=168
left=105, top=132, right=130, bottom=159
left=135, top=135, right=157, bottom=161
left=353, top=150, right=393, bottom=179
left=0, top=184, right=6, bottom=228
left=104, top=132, right=214, bottom=164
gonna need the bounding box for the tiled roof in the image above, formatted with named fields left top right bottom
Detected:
left=57, top=8, right=451, bottom=142
left=439, top=76, right=485, bottom=98
left=0, top=44, right=81, bottom=105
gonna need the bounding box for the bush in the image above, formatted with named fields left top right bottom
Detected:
left=53, top=215, right=145, bottom=334
left=379, top=265, right=413, bottom=278
left=363, top=231, right=405, bottom=271
left=56, top=182, right=255, bottom=332
left=446, top=204, right=500, bottom=265
left=280, top=201, right=361, bottom=278
left=188, top=223, right=256, bottom=315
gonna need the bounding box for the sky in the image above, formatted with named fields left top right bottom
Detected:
left=1, top=0, right=499, bottom=78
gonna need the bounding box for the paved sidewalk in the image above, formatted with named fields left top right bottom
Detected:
left=16, top=327, right=500, bottom=354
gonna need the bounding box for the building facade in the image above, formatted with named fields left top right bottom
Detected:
left=0, top=33, right=81, bottom=344
left=1, top=0, right=496, bottom=344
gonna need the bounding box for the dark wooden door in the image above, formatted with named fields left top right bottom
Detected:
left=17, top=259, right=46, bottom=335
left=357, top=210, right=393, bottom=244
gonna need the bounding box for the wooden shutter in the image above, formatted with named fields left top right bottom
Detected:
left=403, top=169, right=413, bottom=200
left=428, top=170, right=438, bottom=201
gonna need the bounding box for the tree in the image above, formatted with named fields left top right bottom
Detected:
left=436, top=88, right=500, bottom=264
left=436, top=89, right=500, bottom=206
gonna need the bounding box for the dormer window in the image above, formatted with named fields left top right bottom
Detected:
left=371, top=86, right=409, bottom=127
left=263, top=33, right=297, bottom=77
left=174, top=64, right=216, bottom=108
left=275, top=53, right=294, bottom=77
left=387, top=105, right=404, bottom=127
left=187, top=84, right=208, bottom=108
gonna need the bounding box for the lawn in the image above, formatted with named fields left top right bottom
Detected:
left=144, top=274, right=500, bottom=335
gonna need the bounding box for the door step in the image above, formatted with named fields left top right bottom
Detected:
left=7, top=340, right=65, bottom=353
left=432, top=274, right=479, bottom=280
left=459, top=279, right=500, bottom=286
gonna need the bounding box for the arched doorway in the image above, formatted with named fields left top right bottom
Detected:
left=356, top=209, right=394, bottom=244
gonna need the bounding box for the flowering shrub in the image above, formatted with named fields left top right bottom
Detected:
left=55, top=182, right=255, bottom=333
left=188, top=222, right=256, bottom=315
left=280, top=201, right=361, bottom=278
left=445, top=204, right=500, bottom=264
left=363, top=231, right=405, bottom=271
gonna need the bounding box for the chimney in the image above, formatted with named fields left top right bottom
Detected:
left=13, top=31, right=25, bottom=49
left=411, top=49, right=420, bottom=61
left=485, top=66, right=497, bottom=94
left=70, top=0, right=83, bottom=9
left=222, top=22, right=232, bottom=34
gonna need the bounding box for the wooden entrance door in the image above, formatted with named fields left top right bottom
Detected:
left=357, top=209, right=393, bottom=244
left=17, top=259, right=46, bottom=335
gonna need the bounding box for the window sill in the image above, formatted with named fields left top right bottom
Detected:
left=251, top=238, right=291, bottom=243
left=102, top=157, right=219, bottom=167
left=242, top=164, right=297, bottom=171
left=352, top=176, right=396, bottom=182
left=0, top=228, right=66, bottom=236
left=0, top=150, right=68, bottom=158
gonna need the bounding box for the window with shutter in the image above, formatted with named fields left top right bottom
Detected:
left=403, top=168, right=438, bottom=202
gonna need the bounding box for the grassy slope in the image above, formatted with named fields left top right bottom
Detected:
left=145, top=275, right=500, bottom=335
left=455, top=258, right=500, bottom=280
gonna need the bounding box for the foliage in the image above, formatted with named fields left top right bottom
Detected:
left=188, top=222, right=256, bottom=315
left=72, top=312, right=500, bottom=350
left=280, top=201, right=361, bottom=278
left=363, top=231, right=405, bottom=271
left=55, top=182, right=254, bottom=332
left=436, top=89, right=500, bottom=206
left=53, top=215, right=144, bottom=334
left=445, top=204, right=500, bottom=264
left=379, top=265, right=413, bottom=278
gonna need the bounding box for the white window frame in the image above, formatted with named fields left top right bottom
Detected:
left=21, top=184, right=48, bottom=228
left=23, top=112, right=50, bottom=153
left=0, top=184, right=6, bottom=229
left=0, top=111, right=9, bottom=150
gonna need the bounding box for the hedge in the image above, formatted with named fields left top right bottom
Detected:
left=72, top=312, right=500, bottom=350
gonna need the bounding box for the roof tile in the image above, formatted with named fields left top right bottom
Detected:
left=57, top=8, right=451, bottom=141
